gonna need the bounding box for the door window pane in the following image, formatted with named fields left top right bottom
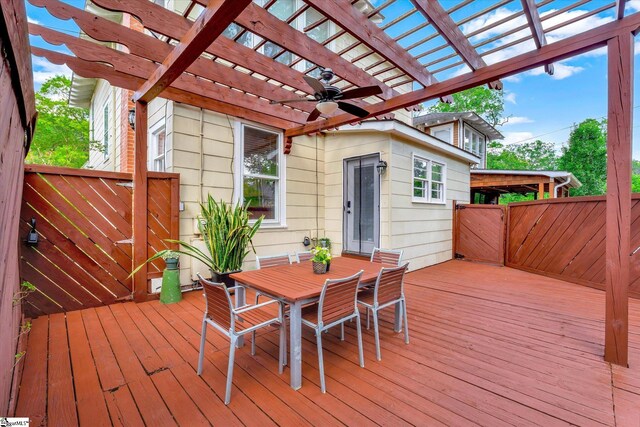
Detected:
left=354, top=165, right=375, bottom=242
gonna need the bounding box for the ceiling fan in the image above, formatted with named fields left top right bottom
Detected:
left=269, top=68, right=382, bottom=122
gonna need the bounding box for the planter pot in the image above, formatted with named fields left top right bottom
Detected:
left=326, top=260, right=331, bottom=272
left=210, top=269, right=241, bottom=289
left=312, top=261, right=327, bottom=274
left=160, top=267, right=181, bottom=304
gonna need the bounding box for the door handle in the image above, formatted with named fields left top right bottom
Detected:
left=346, top=200, right=351, bottom=214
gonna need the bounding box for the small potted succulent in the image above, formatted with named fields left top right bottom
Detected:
left=162, top=250, right=180, bottom=270
left=311, top=246, right=332, bottom=274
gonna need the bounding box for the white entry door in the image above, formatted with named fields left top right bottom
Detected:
left=343, top=155, right=380, bottom=254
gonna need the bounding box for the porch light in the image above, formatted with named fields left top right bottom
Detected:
left=128, top=108, right=136, bottom=130
left=25, top=218, right=38, bottom=246
left=376, top=160, right=388, bottom=175
left=316, top=101, right=338, bottom=115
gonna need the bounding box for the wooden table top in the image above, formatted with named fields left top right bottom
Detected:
left=230, top=257, right=389, bottom=302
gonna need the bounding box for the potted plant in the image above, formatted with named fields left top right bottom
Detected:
left=311, top=246, right=332, bottom=274
left=160, top=250, right=181, bottom=304
left=132, top=195, right=263, bottom=288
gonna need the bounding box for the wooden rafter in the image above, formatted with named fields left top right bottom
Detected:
left=30, top=47, right=299, bottom=130
left=133, top=0, right=252, bottom=102
left=521, top=0, right=554, bottom=75
left=29, top=25, right=308, bottom=125
left=616, top=0, right=627, bottom=19
left=285, top=12, right=640, bottom=137
left=302, top=0, right=434, bottom=88
left=409, top=0, right=502, bottom=89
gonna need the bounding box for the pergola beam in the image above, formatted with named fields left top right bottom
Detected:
left=302, top=0, right=434, bottom=88
left=285, top=13, right=640, bottom=137
left=616, top=0, right=627, bottom=19
left=521, top=0, right=554, bottom=75
left=409, top=0, right=502, bottom=89
left=133, top=0, right=252, bottom=103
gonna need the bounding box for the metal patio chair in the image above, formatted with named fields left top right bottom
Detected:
left=197, top=274, right=285, bottom=405
left=301, top=270, right=365, bottom=393
left=370, top=247, right=404, bottom=266
left=295, top=251, right=313, bottom=263
left=357, top=263, right=410, bottom=361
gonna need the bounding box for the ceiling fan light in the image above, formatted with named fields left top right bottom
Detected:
left=316, top=101, right=338, bottom=115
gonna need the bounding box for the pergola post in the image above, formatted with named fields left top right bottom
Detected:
left=538, top=182, right=545, bottom=200
left=604, top=32, right=634, bottom=366
left=133, top=100, right=148, bottom=302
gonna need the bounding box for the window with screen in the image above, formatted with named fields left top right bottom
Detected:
left=412, top=154, right=446, bottom=204
left=463, top=125, right=486, bottom=168
left=103, top=104, right=109, bottom=159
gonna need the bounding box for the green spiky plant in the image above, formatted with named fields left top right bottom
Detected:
left=132, top=195, right=263, bottom=275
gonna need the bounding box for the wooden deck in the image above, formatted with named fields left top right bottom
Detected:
left=14, top=261, right=640, bottom=426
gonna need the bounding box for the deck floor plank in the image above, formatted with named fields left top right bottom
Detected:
left=15, top=260, right=640, bottom=426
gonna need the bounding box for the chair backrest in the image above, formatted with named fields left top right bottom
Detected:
left=374, top=263, right=409, bottom=306
left=317, top=271, right=363, bottom=325
left=295, top=251, right=313, bottom=263
left=256, top=253, right=291, bottom=269
left=371, top=248, right=403, bottom=266
left=197, top=274, right=234, bottom=330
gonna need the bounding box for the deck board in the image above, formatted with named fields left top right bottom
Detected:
left=14, top=260, right=640, bottom=426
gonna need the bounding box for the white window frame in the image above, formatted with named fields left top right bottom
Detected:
left=234, top=121, right=287, bottom=228
left=102, top=104, right=109, bottom=160
left=411, top=153, right=447, bottom=205
left=430, top=123, right=454, bottom=144
left=463, top=124, right=486, bottom=168
left=149, top=119, right=167, bottom=172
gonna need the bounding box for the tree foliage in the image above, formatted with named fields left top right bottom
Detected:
left=557, top=119, right=607, bottom=196
left=427, top=86, right=507, bottom=127
left=487, top=140, right=557, bottom=171
left=26, top=75, right=97, bottom=168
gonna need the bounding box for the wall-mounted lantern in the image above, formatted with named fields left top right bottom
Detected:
left=128, top=108, right=136, bottom=130
left=25, top=218, right=38, bottom=246
left=376, top=160, right=388, bottom=175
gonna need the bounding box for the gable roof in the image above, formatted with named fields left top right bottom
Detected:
left=413, top=112, right=504, bottom=141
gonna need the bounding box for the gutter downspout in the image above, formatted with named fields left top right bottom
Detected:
left=554, top=176, right=572, bottom=197
left=199, top=108, right=204, bottom=203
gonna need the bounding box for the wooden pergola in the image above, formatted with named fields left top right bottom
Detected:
left=27, top=0, right=637, bottom=366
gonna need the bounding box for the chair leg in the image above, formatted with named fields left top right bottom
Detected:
left=197, top=319, right=207, bottom=375
left=251, top=330, right=256, bottom=356
left=402, top=299, right=410, bottom=344
left=340, top=322, right=345, bottom=341
left=225, top=336, right=237, bottom=405
left=316, top=330, right=326, bottom=393
left=355, top=313, right=365, bottom=368
left=372, top=309, right=381, bottom=361
left=278, top=320, right=285, bottom=374
left=366, top=308, right=370, bottom=330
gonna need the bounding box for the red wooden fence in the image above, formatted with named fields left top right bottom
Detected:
left=19, top=165, right=179, bottom=317
left=453, top=204, right=506, bottom=265
left=506, top=195, right=640, bottom=298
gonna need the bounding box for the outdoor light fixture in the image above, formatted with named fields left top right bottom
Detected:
left=376, top=160, right=388, bottom=175
left=316, top=101, right=338, bottom=115
left=25, top=218, right=38, bottom=246
left=128, top=108, right=136, bottom=130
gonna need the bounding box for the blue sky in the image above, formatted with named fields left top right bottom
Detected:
left=26, top=0, right=640, bottom=159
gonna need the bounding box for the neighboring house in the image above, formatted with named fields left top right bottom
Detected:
left=471, top=170, right=582, bottom=204
left=73, top=2, right=479, bottom=286
left=413, top=111, right=504, bottom=169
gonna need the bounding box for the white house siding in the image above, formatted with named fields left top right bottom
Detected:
left=322, top=131, right=391, bottom=255
left=389, top=138, right=471, bottom=270
left=171, top=104, right=324, bottom=283
left=87, top=80, right=121, bottom=171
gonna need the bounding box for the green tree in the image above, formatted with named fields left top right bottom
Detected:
left=487, top=140, right=557, bottom=170
left=427, top=86, right=506, bottom=127
left=633, top=174, right=640, bottom=193
left=26, top=75, right=97, bottom=168
left=557, top=119, right=607, bottom=196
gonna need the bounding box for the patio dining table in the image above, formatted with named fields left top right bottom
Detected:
left=230, top=256, right=399, bottom=390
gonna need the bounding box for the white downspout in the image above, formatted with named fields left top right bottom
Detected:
left=554, top=176, right=572, bottom=197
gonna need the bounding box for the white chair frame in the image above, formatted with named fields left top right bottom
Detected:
left=255, top=253, right=291, bottom=269
left=295, top=251, right=313, bottom=263
left=197, top=274, right=285, bottom=405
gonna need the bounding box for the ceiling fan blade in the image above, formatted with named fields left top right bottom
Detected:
left=337, top=102, right=369, bottom=118
left=307, top=108, right=321, bottom=122
left=269, top=98, right=314, bottom=104
left=339, top=85, right=383, bottom=100
left=303, top=75, right=327, bottom=96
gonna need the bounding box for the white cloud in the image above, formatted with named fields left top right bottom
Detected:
left=504, top=92, right=517, bottom=104
left=32, top=56, right=72, bottom=86
left=27, top=17, right=40, bottom=25
left=504, top=116, right=533, bottom=125
left=529, top=61, right=584, bottom=80
left=503, top=75, right=522, bottom=83
left=626, top=0, right=640, bottom=12
left=502, top=131, right=535, bottom=145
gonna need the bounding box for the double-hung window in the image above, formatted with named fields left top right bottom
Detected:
left=412, top=154, right=446, bottom=204
left=152, top=127, right=166, bottom=172
left=463, top=125, right=486, bottom=168
left=236, top=123, right=285, bottom=225
left=103, top=104, right=109, bottom=160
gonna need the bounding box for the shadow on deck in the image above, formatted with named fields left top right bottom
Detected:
left=14, top=261, right=640, bottom=426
